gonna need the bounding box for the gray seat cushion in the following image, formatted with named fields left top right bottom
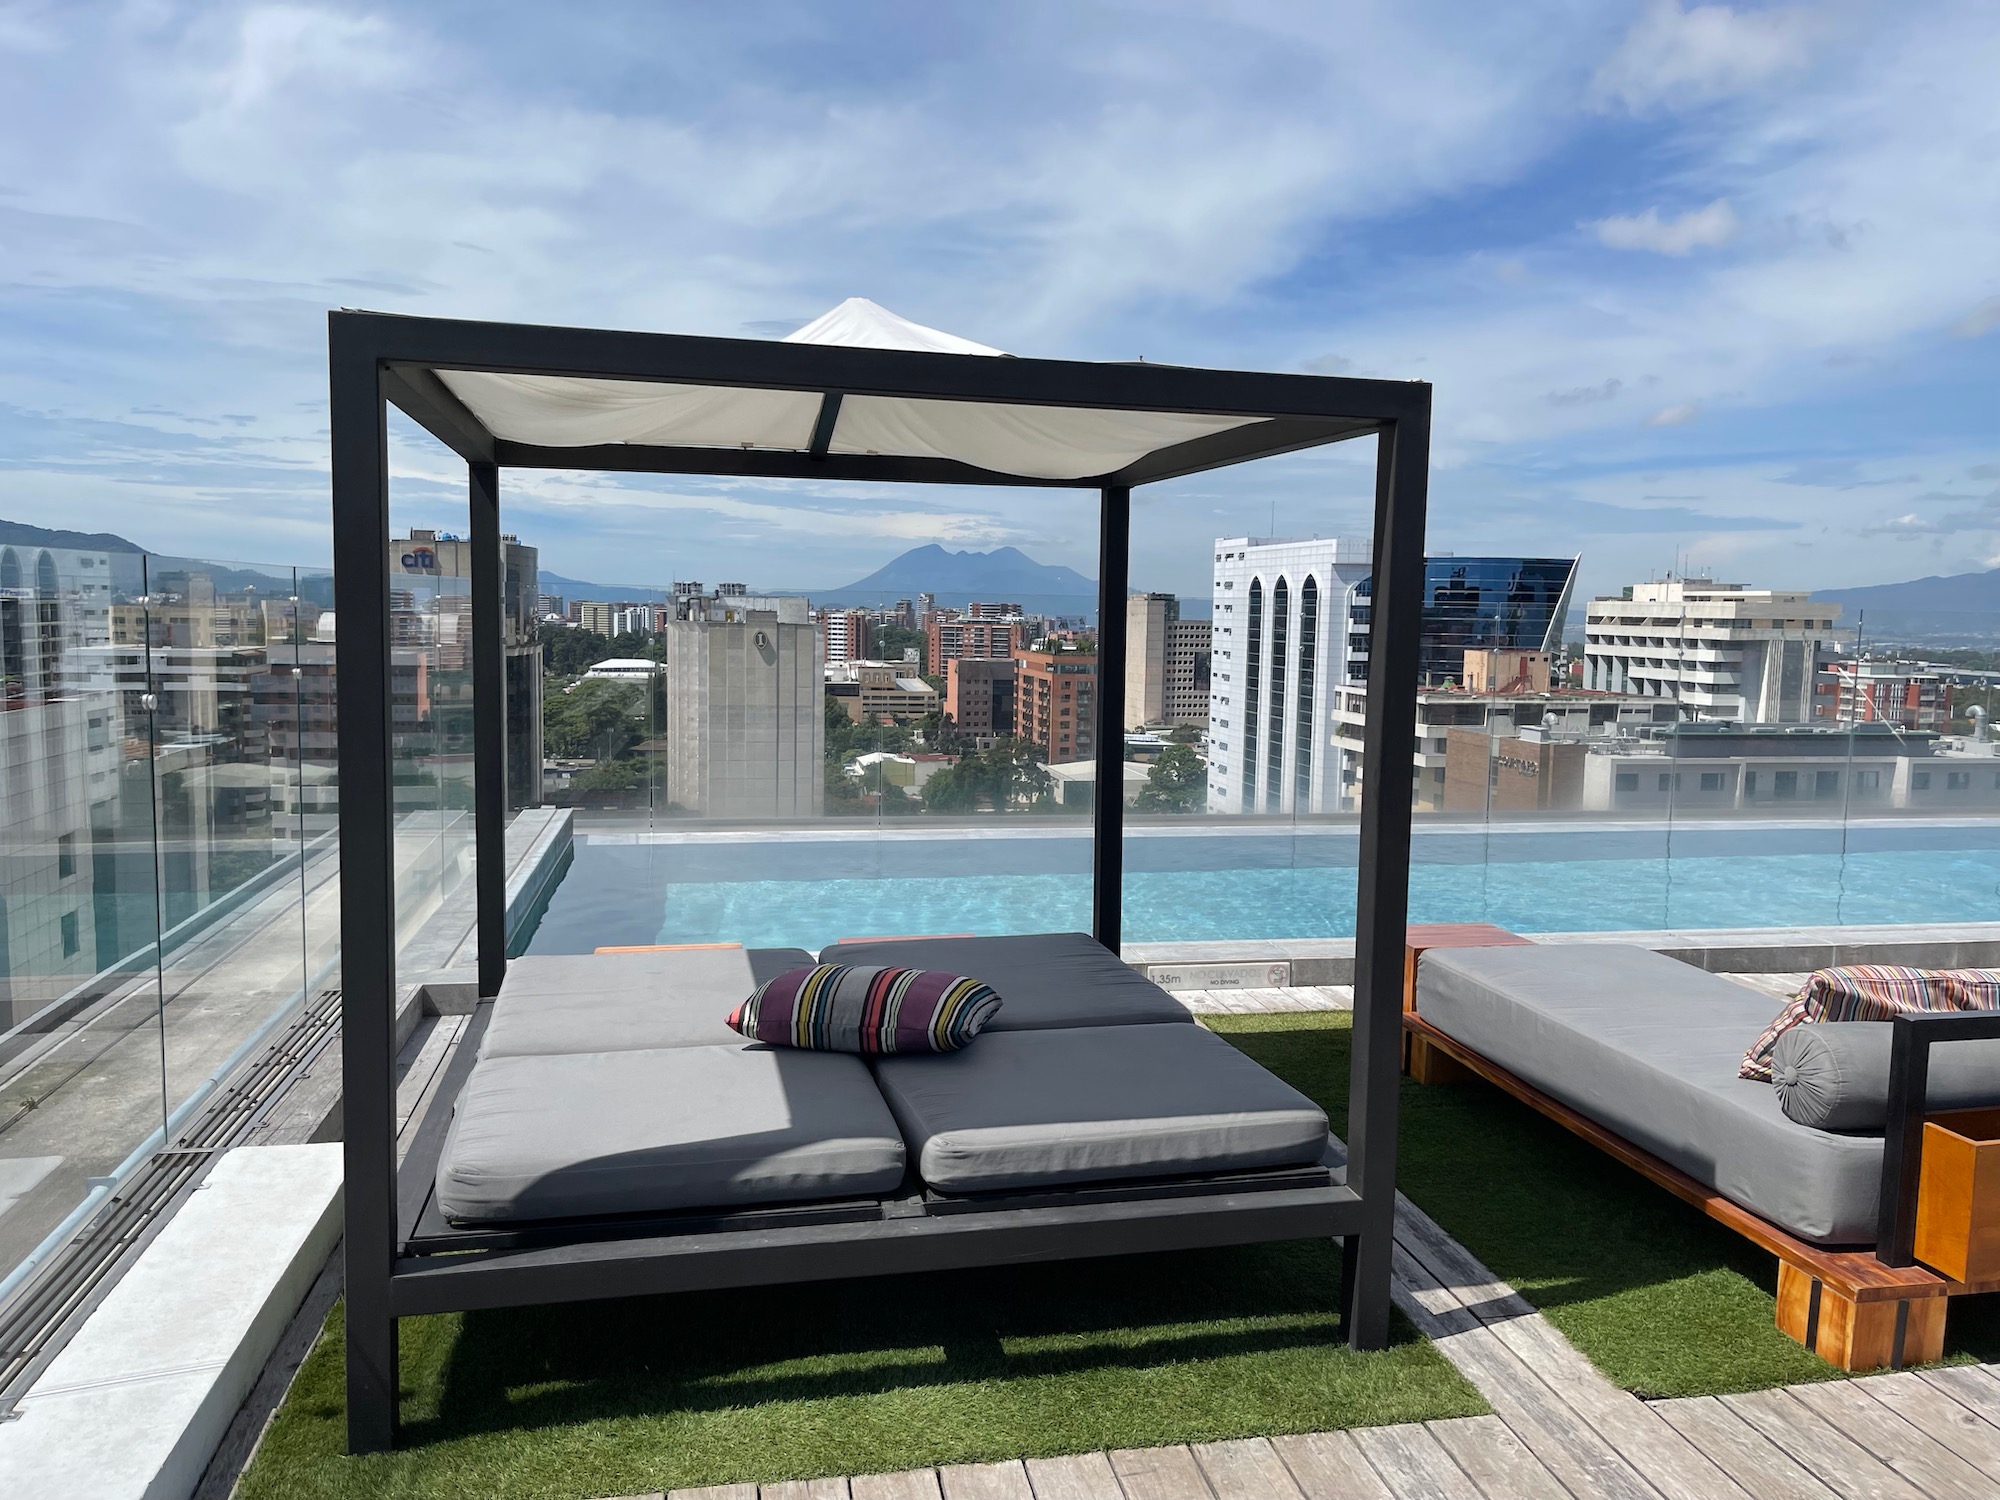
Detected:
left=1417, top=944, right=1884, bottom=1244
left=482, top=947, right=813, bottom=1058
left=436, top=1043, right=907, bottom=1222
left=819, top=932, right=1191, bottom=1032
left=1772, top=1022, right=2000, bottom=1130
left=871, top=1023, right=1328, bottom=1194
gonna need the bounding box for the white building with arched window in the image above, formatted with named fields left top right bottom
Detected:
left=1206, top=536, right=1374, bottom=815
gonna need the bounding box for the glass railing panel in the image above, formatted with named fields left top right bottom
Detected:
left=0, top=547, right=166, bottom=1281
left=141, top=557, right=323, bottom=1128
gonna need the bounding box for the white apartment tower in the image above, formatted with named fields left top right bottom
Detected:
left=1584, top=579, right=1844, bottom=724
left=1206, top=537, right=1375, bottom=814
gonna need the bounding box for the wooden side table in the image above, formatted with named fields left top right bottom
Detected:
left=1402, top=923, right=1532, bottom=1083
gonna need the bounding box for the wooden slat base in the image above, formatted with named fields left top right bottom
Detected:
left=1776, top=1262, right=1946, bottom=1371
left=1407, top=1033, right=1477, bottom=1086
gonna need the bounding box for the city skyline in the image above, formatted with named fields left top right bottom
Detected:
left=0, top=4, right=1995, bottom=605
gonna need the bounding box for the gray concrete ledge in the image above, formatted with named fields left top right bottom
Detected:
left=1123, top=922, right=2000, bottom=985
left=0, top=1144, right=342, bottom=1500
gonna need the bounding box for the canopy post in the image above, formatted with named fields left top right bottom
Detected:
left=1092, top=484, right=1130, bottom=952
left=470, top=460, right=508, bottom=998
left=1346, top=409, right=1430, bottom=1351
left=330, top=316, right=399, bottom=1452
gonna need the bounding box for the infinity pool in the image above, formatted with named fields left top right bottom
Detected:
left=521, top=818, right=2000, bottom=954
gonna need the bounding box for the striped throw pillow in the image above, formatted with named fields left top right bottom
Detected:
left=728, top=965, right=1003, bottom=1054
left=1740, top=966, right=2000, bottom=1082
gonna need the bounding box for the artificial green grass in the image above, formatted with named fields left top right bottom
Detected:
left=240, top=1152, right=1481, bottom=1498
left=1219, top=1012, right=2000, bottom=1400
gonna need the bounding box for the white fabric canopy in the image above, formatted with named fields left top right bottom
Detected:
left=434, top=298, right=1258, bottom=481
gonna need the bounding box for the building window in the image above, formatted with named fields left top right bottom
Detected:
left=1855, top=769, right=1881, bottom=792
left=1266, top=577, right=1289, bottom=812
left=1815, top=770, right=1840, bottom=798
left=1774, top=770, right=1798, bottom=798
left=1912, top=771, right=1931, bottom=791
left=1744, top=771, right=1759, bottom=795
left=1614, top=772, right=1638, bottom=792
left=61, top=910, right=80, bottom=958
left=1948, top=771, right=1970, bottom=790
left=1658, top=773, right=1673, bottom=792
left=1242, top=579, right=1263, bottom=812
left=1699, top=772, right=1724, bottom=792
left=58, top=832, right=76, bottom=878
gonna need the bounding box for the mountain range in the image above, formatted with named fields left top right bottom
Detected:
left=6, top=516, right=1995, bottom=641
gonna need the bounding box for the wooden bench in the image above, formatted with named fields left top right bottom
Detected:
left=1400, top=926, right=1999, bottom=1371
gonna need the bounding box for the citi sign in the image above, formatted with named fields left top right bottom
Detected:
left=402, top=547, right=438, bottom=571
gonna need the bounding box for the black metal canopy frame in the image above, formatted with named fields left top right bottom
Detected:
left=329, top=310, right=1431, bottom=1453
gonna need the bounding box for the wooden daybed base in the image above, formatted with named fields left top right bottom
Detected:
left=1402, top=1012, right=2000, bottom=1370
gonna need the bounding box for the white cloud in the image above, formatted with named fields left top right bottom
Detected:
left=1646, top=403, right=1702, bottom=426
left=1593, top=2, right=1817, bottom=113
left=1956, top=297, right=2000, bottom=337
left=1592, top=199, right=1738, bottom=255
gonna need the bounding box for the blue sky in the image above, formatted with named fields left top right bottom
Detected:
left=1, top=1, right=1995, bottom=605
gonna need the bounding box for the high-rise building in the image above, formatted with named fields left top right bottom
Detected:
left=946, top=656, right=1017, bottom=738
left=816, top=608, right=873, bottom=663
left=1125, top=592, right=1213, bottom=729
left=1207, top=539, right=1579, bottom=814
left=966, top=602, right=1023, bottom=620
left=927, top=616, right=1020, bottom=676
left=1017, top=646, right=1097, bottom=763
left=1584, top=578, right=1844, bottom=724
left=390, top=529, right=543, bottom=806
left=577, top=601, right=616, bottom=635
left=661, top=594, right=822, bottom=818
left=612, top=604, right=656, bottom=636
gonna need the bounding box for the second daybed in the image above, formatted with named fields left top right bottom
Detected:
left=1406, top=940, right=2000, bottom=1371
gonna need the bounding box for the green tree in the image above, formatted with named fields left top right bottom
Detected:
left=543, top=679, right=646, bottom=760
left=1169, top=724, right=1201, bottom=745
left=1136, top=744, right=1205, bottom=813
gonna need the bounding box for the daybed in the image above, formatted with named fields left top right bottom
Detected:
left=1405, top=939, right=2000, bottom=1371
left=332, top=307, right=1430, bottom=1451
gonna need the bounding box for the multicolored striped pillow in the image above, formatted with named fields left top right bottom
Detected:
left=1740, top=965, right=2000, bottom=1082
left=727, top=965, right=1003, bottom=1054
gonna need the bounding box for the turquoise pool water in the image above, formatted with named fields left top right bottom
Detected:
left=523, top=821, right=2000, bottom=955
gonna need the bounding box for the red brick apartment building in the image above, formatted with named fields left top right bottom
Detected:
left=1018, top=647, right=1097, bottom=762
left=927, top=616, right=1021, bottom=675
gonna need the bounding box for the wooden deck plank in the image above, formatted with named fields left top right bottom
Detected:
left=1109, top=1445, right=1212, bottom=1500
left=850, top=1472, right=944, bottom=1500
left=1389, top=1244, right=1661, bottom=1500
left=1789, top=1379, right=1996, bottom=1500
left=1348, top=1423, right=1483, bottom=1499
left=1424, top=1414, right=1572, bottom=1500
left=1651, top=1396, right=1838, bottom=1500
left=1721, top=1388, right=1928, bottom=1500
left=1268, top=1432, right=1395, bottom=1500
left=1917, top=1365, right=2000, bottom=1429
left=940, top=1461, right=1036, bottom=1500
left=668, top=1486, right=757, bottom=1500
left=1850, top=1370, right=2000, bottom=1481
left=762, top=1481, right=852, bottom=1500
left=1395, top=1205, right=1743, bottom=1500
left=1191, top=1439, right=1304, bottom=1500
left=1025, top=1452, right=1125, bottom=1500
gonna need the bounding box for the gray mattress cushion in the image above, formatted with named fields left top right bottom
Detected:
left=437, top=1043, right=907, bottom=1222
left=871, top=1022, right=1328, bottom=1194
left=1772, top=1021, right=2000, bottom=1131
left=1417, top=944, right=1886, bottom=1244
left=481, top=947, right=813, bottom=1058
left=819, top=932, right=1191, bottom=1032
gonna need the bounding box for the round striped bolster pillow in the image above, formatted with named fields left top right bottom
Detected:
left=727, top=965, right=1003, bottom=1054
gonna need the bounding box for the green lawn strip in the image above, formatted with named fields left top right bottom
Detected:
left=1214, top=1011, right=2000, bottom=1398
left=242, top=1188, right=1480, bottom=1498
